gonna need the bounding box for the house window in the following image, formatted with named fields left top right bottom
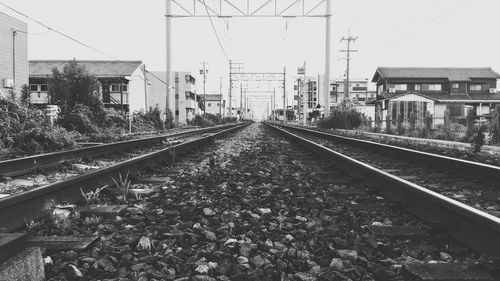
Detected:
left=452, top=83, right=459, bottom=89
left=30, top=84, right=38, bottom=91
left=422, top=84, right=441, bottom=91
left=110, top=84, right=127, bottom=92
left=40, top=84, right=48, bottom=91
left=207, top=103, right=211, bottom=107
left=217, top=103, right=220, bottom=106
left=388, top=84, right=407, bottom=91
left=110, top=84, right=120, bottom=92
left=470, top=84, right=482, bottom=91
left=415, top=84, right=421, bottom=91
left=394, top=84, right=407, bottom=91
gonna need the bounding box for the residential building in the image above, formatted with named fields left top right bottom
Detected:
left=336, top=78, right=376, bottom=103
left=294, top=76, right=337, bottom=119
left=204, top=94, right=223, bottom=115
left=28, top=60, right=144, bottom=112
left=0, top=12, right=28, bottom=98
left=371, top=67, right=500, bottom=127
left=146, top=71, right=197, bottom=125
left=294, top=75, right=375, bottom=119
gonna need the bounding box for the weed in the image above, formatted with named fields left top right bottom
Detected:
left=112, top=171, right=131, bottom=202
left=80, top=185, right=107, bottom=205
left=24, top=219, right=42, bottom=234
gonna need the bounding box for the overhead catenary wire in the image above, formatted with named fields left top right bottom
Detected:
left=0, top=1, right=119, bottom=60
left=201, top=0, right=230, bottom=63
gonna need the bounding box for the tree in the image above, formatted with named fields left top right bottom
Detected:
left=49, top=60, right=101, bottom=109
left=48, top=60, right=106, bottom=134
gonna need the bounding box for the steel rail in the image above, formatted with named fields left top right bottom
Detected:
left=271, top=122, right=500, bottom=182
left=266, top=123, right=500, bottom=257
left=0, top=123, right=241, bottom=177
left=0, top=123, right=249, bottom=231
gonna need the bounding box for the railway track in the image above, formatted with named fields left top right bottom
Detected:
left=29, top=122, right=495, bottom=280
left=0, top=122, right=249, bottom=231
left=0, top=123, right=241, bottom=178
left=266, top=122, right=500, bottom=258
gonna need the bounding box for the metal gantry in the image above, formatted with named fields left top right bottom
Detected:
left=169, top=0, right=327, bottom=17
left=229, top=62, right=285, bottom=119
left=165, top=0, right=332, bottom=117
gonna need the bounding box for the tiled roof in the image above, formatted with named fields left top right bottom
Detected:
left=378, top=91, right=500, bottom=103
left=29, top=60, right=142, bottom=78
left=372, top=67, right=500, bottom=82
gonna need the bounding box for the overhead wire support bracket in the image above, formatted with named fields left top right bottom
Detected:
left=170, top=0, right=327, bottom=18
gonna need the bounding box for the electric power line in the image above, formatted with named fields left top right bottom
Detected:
left=201, top=0, right=230, bottom=63
left=0, top=1, right=119, bottom=60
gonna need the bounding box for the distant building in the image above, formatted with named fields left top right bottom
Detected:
left=28, top=60, right=144, bottom=112
left=204, top=94, right=223, bottom=115
left=336, top=78, right=376, bottom=103
left=371, top=67, right=500, bottom=127
left=0, top=12, right=28, bottom=98
left=294, top=75, right=374, bottom=119
left=145, top=71, right=197, bottom=125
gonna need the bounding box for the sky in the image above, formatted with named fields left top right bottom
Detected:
left=1, top=0, right=500, bottom=118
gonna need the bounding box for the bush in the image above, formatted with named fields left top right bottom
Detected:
left=468, top=124, right=487, bottom=153
left=0, top=98, right=76, bottom=157
left=133, top=107, right=165, bottom=132
left=57, top=104, right=101, bottom=135
left=188, top=115, right=214, bottom=128
left=187, top=114, right=237, bottom=128
left=221, top=117, right=237, bottom=124
left=317, top=108, right=366, bottom=130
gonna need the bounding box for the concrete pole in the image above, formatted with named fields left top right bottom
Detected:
left=165, top=0, right=172, bottom=118
left=324, top=0, right=332, bottom=117
left=273, top=88, right=276, bottom=121
left=229, top=60, right=232, bottom=117
left=302, top=61, right=307, bottom=126
left=142, top=64, right=148, bottom=112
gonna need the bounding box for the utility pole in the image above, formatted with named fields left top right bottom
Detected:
left=165, top=0, right=172, bottom=119
left=340, top=32, right=358, bottom=105
left=229, top=60, right=232, bottom=117
left=200, top=61, right=208, bottom=115
left=12, top=30, right=16, bottom=89
left=228, top=61, right=243, bottom=118
left=219, top=77, right=223, bottom=116
left=302, top=62, right=307, bottom=126
left=283, top=66, right=286, bottom=123
left=244, top=88, right=247, bottom=119
left=142, top=64, right=148, bottom=112
left=273, top=88, right=276, bottom=121
left=324, top=0, right=332, bottom=117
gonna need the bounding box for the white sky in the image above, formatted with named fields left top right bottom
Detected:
left=2, top=0, right=500, bottom=118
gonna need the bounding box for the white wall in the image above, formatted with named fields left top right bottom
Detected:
left=128, top=68, right=146, bottom=112
left=0, top=13, right=28, bottom=97
left=354, top=104, right=375, bottom=121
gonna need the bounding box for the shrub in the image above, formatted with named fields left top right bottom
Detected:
left=317, top=108, right=366, bottom=130
left=408, top=125, right=431, bottom=138
left=221, top=117, right=237, bottom=124
left=0, top=98, right=76, bottom=157
left=468, top=124, right=487, bottom=153
left=57, top=104, right=101, bottom=135
left=188, top=115, right=215, bottom=128
left=433, top=125, right=454, bottom=141
left=133, top=107, right=165, bottom=131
